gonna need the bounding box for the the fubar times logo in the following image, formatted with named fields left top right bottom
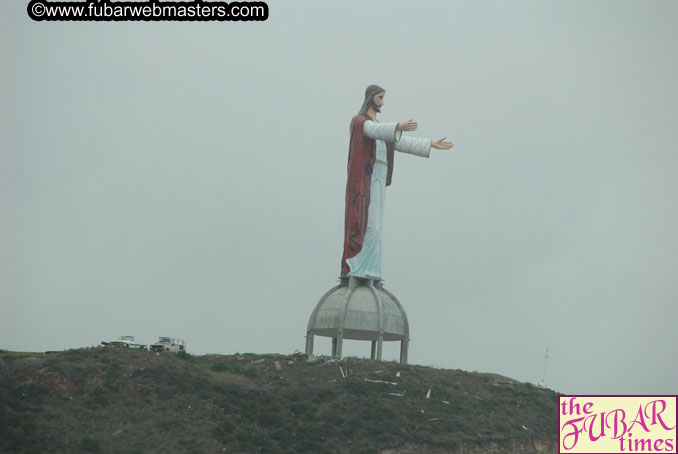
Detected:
left=559, top=396, right=677, bottom=453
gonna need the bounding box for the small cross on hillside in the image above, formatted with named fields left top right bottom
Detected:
left=540, top=347, right=550, bottom=387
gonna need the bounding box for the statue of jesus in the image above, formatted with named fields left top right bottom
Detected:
left=340, top=84, right=454, bottom=280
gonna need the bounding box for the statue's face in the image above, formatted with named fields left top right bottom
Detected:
left=372, top=91, right=385, bottom=113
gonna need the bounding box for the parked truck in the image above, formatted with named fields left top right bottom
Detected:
left=101, top=335, right=147, bottom=350
left=150, top=337, right=186, bottom=353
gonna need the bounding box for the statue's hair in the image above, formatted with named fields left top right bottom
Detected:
left=358, top=84, right=385, bottom=116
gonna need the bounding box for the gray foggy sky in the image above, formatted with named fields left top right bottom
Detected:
left=1, top=0, right=677, bottom=395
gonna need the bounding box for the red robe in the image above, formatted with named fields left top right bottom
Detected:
left=340, top=115, right=395, bottom=277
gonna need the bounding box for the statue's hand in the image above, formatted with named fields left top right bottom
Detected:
left=431, top=138, right=454, bottom=150
left=396, top=119, right=418, bottom=132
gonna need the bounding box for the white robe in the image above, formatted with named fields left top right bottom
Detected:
left=346, top=120, right=432, bottom=279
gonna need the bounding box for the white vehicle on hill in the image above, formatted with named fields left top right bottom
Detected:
left=101, top=335, right=147, bottom=350
left=150, top=337, right=186, bottom=353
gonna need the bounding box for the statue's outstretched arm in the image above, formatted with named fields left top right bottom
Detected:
left=395, top=136, right=455, bottom=157
left=363, top=120, right=401, bottom=142
left=395, top=136, right=431, bottom=158
left=364, top=119, right=420, bottom=142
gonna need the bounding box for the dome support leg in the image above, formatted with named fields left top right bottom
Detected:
left=305, top=331, right=314, bottom=356
left=370, top=340, right=376, bottom=360
left=400, top=338, right=409, bottom=365
left=377, top=332, right=384, bottom=361
left=332, top=330, right=344, bottom=359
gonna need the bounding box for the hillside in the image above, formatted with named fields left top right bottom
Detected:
left=0, top=348, right=558, bottom=453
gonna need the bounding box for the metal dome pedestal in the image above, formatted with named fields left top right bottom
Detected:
left=305, top=276, right=410, bottom=364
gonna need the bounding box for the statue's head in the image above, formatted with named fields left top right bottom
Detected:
left=358, top=84, right=386, bottom=116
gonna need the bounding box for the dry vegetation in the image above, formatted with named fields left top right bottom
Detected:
left=0, top=348, right=558, bottom=453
